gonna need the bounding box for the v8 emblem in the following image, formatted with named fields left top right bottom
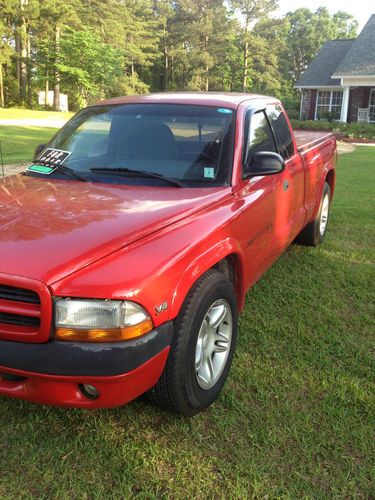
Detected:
left=155, top=301, right=168, bottom=315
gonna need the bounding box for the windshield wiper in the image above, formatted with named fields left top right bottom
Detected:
left=54, top=164, right=89, bottom=182
left=90, top=167, right=185, bottom=188
left=29, top=163, right=89, bottom=182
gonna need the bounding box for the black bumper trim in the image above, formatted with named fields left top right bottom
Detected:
left=0, top=321, right=173, bottom=377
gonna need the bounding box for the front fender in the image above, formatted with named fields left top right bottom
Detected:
left=170, top=238, right=245, bottom=318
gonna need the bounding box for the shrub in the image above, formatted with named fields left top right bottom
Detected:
left=290, top=119, right=375, bottom=141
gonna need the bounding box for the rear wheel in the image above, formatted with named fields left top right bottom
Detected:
left=296, top=182, right=331, bottom=246
left=147, top=270, right=238, bottom=416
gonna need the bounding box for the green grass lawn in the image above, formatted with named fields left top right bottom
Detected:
left=0, top=107, right=73, bottom=121
left=0, top=126, right=58, bottom=164
left=0, top=148, right=374, bottom=498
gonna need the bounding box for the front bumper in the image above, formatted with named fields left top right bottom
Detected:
left=0, top=321, right=173, bottom=408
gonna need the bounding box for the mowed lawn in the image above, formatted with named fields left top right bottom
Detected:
left=0, top=107, right=73, bottom=121
left=0, top=147, right=374, bottom=498
left=0, top=126, right=58, bottom=165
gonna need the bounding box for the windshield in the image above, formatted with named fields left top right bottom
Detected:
left=28, top=103, right=236, bottom=187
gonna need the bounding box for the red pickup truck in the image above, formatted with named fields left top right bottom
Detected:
left=0, top=93, right=336, bottom=415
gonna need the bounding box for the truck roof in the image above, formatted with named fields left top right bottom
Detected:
left=95, top=92, right=277, bottom=110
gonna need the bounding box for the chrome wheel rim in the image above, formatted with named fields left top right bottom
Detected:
left=320, top=194, right=330, bottom=236
left=195, top=299, right=233, bottom=390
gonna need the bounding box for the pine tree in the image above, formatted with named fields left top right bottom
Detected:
left=230, top=0, right=278, bottom=91
left=38, top=0, right=81, bottom=109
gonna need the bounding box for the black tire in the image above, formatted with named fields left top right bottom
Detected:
left=147, top=269, right=238, bottom=416
left=296, top=182, right=331, bottom=246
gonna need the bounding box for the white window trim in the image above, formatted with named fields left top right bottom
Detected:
left=315, top=90, right=343, bottom=121
left=369, top=88, right=375, bottom=123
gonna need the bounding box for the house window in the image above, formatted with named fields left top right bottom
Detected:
left=315, top=90, right=343, bottom=120
left=369, top=89, right=375, bottom=123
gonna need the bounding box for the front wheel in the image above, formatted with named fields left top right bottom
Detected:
left=296, top=181, right=331, bottom=246
left=147, top=270, right=238, bottom=416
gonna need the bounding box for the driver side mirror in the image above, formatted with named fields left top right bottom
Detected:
left=244, top=151, right=285, bottom=178
left=33, top=143, right=46, bottom=162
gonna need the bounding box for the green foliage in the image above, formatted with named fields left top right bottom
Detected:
left=57, top=29, right=123, bottom=108
left=281, top=8, right=358, bottom=82
left=0, top=1, right=360, bottom=109
left=291, top=119, right=375, bottom=140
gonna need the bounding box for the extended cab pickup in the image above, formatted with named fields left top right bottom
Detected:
left=0, top=93, right=336, bottom=415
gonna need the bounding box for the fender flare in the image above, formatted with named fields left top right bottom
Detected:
left=169, top=237, right=246, bottom=319
left=313, top=162, right=335, bottom=220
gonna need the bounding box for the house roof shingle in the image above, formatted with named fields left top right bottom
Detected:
left=295, top=40, right=354, bottom=87
left=332, top=14, right=375, bottom=77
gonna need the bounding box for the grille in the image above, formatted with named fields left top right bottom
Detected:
left=0, top=277, right=51, bottom=342
left=0, top=285, right=40, bottom=304
left=0, top=311, right=40, bottom=327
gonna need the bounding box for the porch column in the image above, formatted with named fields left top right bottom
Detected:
left=340, top=86, right=350, bottom=122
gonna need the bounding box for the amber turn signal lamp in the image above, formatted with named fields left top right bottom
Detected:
left=55, top=318, right=153, bottom=342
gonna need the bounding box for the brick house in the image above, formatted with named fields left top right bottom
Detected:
left=295, top=14, right=375, bottom=123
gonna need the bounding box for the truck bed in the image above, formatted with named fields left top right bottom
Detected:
left=294, top=130, right=335, bottom=153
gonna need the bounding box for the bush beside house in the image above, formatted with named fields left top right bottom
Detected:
left=290, top=119, right=375, bottom=142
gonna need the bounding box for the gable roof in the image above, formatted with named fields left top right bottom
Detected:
left=295, top=40, right=354, bottom=87
left=332, top=14, right=375, bottom=77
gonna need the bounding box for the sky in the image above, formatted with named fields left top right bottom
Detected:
left=275, top=0, right=373, bottom=31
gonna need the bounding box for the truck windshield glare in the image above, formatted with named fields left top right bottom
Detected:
left=28, top=104, right=236, bottom=187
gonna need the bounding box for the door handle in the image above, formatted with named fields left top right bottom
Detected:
left=283, top=180, right=289, bottom=191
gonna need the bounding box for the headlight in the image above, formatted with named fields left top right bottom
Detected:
left=54, top=299, right=153, bottom=342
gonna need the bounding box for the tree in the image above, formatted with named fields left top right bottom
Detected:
left=0, top=0, right=362, bottom=108
left=122, top=0, right=160, bottom=93
left=332, top=11, right=358, bottom=38
left=57, top=29, right=123, bottom=108
left=281, top=8, right=358, bottom=82
left=78, top=0, right=127, bottom=47
left=153, top=0, right=175, bottom=91
left=0, top=0, right=39, bottom=105
left=0, top=15, right=14, bottom=106
left=38, top=0, right=81, bottom=109
left=230, top=0, right=278, bottom=90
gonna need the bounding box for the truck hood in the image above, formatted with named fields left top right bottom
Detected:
left=0, top=175, right=231, bottom=285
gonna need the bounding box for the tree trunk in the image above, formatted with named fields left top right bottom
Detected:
left=164, top=47, right=169, bottom=92
left=170, top=55, right=174, bottom=87
left=53, top=25, right=61, bottom=111
left=131, top=59, right=135, bottom=90
left=205, top=35, right=209, bottom=92
left=0, top=65, right=4, bottom=107
left=242, top=40, right=248, bottom=91
left=15, top=34, right=21, bottom=94
left=26, top=32, right=31, bottom=107
left=19, top=22, right=27, bottom=103
left=45, top=69, right=49, bottom=108
left=242, top=19, right=249, bottom=92
left=164, top=35, right=168, bottom=92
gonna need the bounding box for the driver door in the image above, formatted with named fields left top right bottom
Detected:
left=233, top=109, right=289, bottom=287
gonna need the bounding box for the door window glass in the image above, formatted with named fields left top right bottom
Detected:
left=267, top=105, right=295, bottom=159
left=245, top=111, right=277, bottom=167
